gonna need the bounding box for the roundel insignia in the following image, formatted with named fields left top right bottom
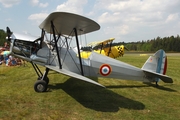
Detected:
left=99, top=64, right=112, bottom=76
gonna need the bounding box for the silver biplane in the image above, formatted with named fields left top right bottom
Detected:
left=6, top=12, right=173, bottom=92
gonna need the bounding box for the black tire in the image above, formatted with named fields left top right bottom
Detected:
left=34, top=80, right=47, bottom=92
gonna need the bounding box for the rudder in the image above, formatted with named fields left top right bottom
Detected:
left=141, top=49, right=167, bottom=82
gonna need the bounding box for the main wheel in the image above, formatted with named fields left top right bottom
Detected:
left=34, top=80, right=48, bottom=92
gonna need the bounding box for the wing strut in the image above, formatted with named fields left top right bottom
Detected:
left=100, top=43, right=103, bottom=54
left=51, top=21, right=62, bottom=69
left=39, top=29, right=45, bottom=49
left=107, top=40, right=113, bottom=56
left=74, top=28, right=84, bottom=76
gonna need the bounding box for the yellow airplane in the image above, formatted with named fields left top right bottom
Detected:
left=80, top=38, right=126, bottom=59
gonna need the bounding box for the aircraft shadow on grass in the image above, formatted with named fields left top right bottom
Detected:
left=48, top=78, right=145, bottom=112
left=106, top=83, right=176, bottom=92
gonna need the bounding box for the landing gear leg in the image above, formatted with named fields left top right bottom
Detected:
left=37, top=76, right=49, bottom=84
left=34, top=68, right=50, bottom=92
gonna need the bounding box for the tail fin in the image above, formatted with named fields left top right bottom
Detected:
left=142, top=49, right=167, bottom=74
left=141, top=49, right=173, bottom=83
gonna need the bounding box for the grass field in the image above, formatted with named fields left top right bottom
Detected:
left=0, top=53, right=180, bottom=120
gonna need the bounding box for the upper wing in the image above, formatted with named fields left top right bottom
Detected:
left=100, top=38, right=115, bottom=45
left=45, top=65, right=105, bottom=87
left=39, top=12, right=100, bottom=36
left=143, top=69, right=173, bottom=83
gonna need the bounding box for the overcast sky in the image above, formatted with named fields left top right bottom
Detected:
left=0, top=0, right=180, bottom=43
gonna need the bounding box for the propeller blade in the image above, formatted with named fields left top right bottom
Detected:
left=124, top=46, right=129, bottom=51
left=6, top=27, right=12, bottom=41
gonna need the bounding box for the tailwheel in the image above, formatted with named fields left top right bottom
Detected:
left=34, top=80, right=48, bottom=92
left=37, top=76, right=49, bottom=84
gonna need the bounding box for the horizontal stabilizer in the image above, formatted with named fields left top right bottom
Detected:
left=143, top=70, right=173, bottom=83
left=45, top=65, right=105, bottom=87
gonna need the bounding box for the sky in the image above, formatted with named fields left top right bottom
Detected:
left=0, top=0, right=180, bottom=43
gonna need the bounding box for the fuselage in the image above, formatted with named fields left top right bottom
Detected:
left=10, top=38, right=149, bottom=83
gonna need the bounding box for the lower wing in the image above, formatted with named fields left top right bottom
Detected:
left=45, top=65, right=105, bottom=87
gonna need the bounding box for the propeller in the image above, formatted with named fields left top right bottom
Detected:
left=124, top=46, right=129, bottom=51
left=6, top=27, right=13, bottom=41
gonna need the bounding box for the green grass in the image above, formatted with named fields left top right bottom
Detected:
left=0, top=53, right=180, bottom=120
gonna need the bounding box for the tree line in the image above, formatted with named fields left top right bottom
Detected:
left=0, top=29, right=180, bottom=52
left=0, top=29, right=7, bottom=47
left=113, top=35, right=180, bottom=52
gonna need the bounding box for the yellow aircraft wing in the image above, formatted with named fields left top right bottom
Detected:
left=88, top=38, right=115, bottom=47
